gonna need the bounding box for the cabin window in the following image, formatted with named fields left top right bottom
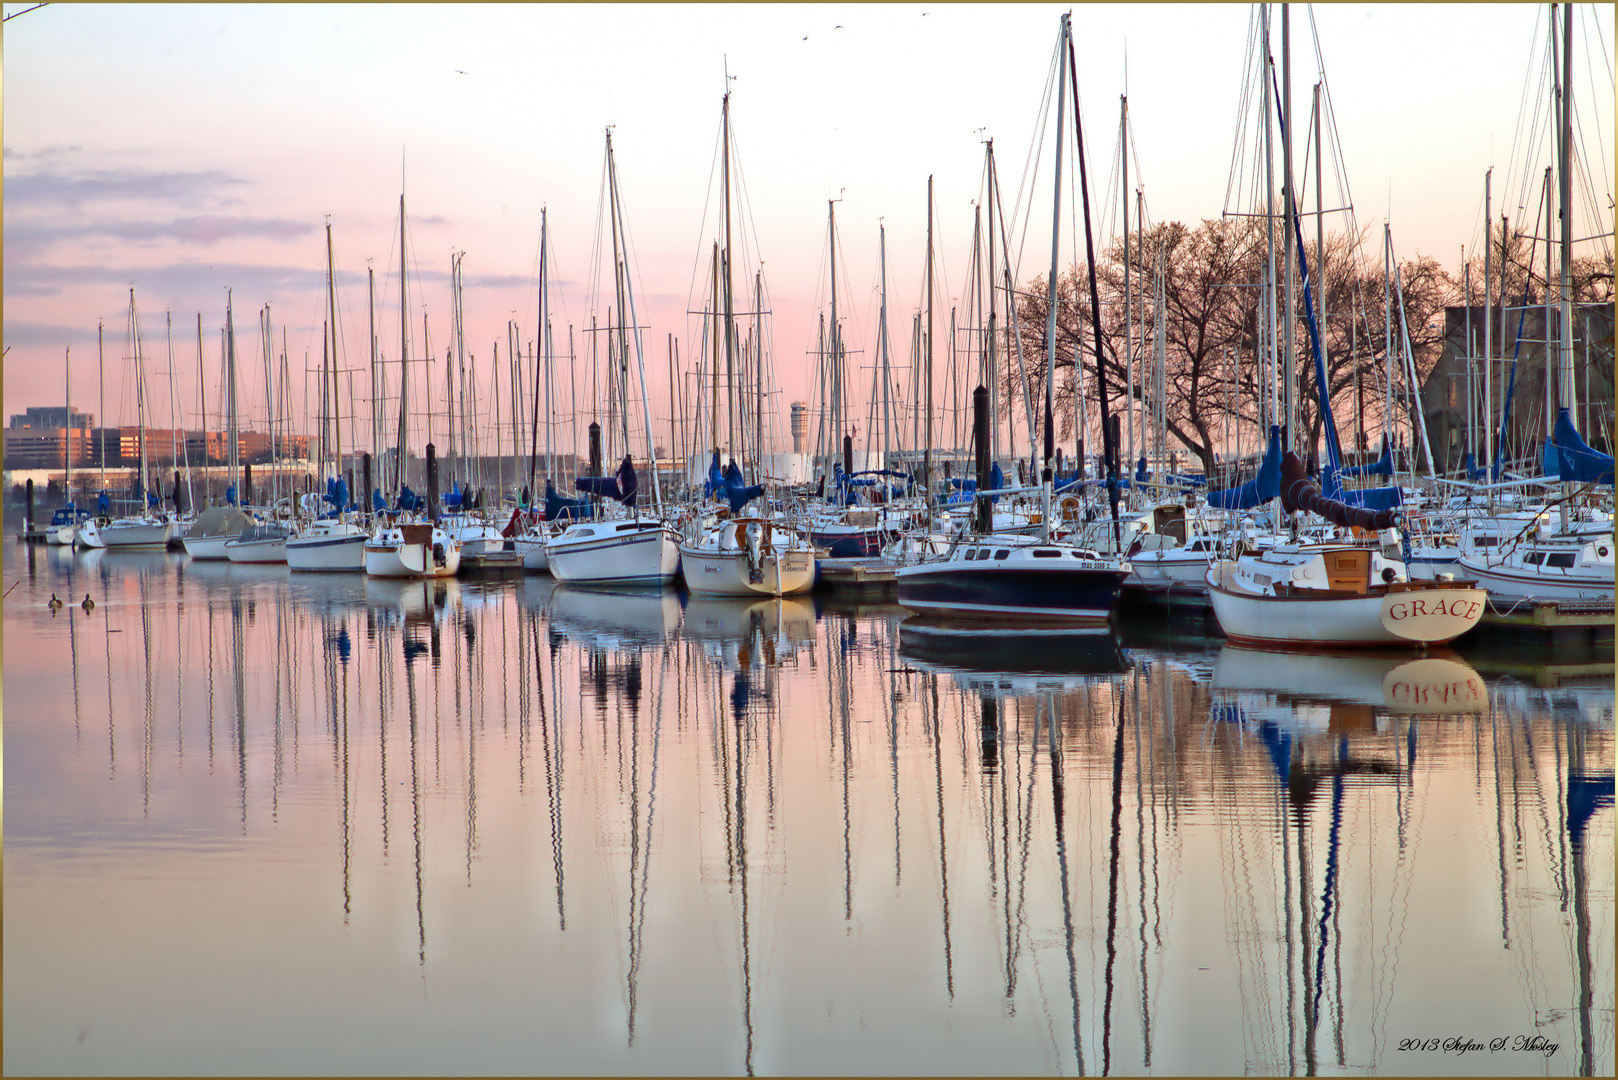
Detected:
left=1523, top=552, right=1544, bottom=565
left=1473, top=536, right=1497, bottom=547
left=1545, top=552, right=1576, bottom=569
left=994, top=549, right=1011, bottom=560
left=1033, top=549, right=1061, bottom=558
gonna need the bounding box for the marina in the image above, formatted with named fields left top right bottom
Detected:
left=4, top=2, right=1614, bottom=1075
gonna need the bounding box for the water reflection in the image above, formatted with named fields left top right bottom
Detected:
left=3, top=540, right=1611, bottom=1076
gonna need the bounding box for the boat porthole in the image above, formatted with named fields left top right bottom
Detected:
left=1599, top=546, right=1610, bottom=558
left=1381, top=567, right=1397, bottom=583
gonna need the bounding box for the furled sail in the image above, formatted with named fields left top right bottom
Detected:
left=1280, top=451, right=1400, bottom=530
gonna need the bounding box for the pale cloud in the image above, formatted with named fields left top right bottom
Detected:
left=4, top=164, right=246, bottom=210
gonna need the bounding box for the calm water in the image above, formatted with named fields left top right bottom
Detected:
left=4, top=538, right=1613, bottom=1076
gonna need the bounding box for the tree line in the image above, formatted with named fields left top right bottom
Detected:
left=1004, top=217, right=1613, bottom=477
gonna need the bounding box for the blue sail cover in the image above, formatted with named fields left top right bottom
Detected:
left=1206, top=426, right=1282, bottom=509
left=1549, top=408, right=1614, bottom=484
left=321, top=476, right=351, bottom=518
left=721, top=461, right=766, bottom=513
left=1321, top=464, right=1403, bottom=511
left=1341, top=440, right=1393, bottom=478
left=575, top=456, right=639, bottom=507
left=700, top=452, right=725, bottom=499
left=444, top=481, right=463, bottom=509
left=944, top=459, right=1003, bottom=501
left=372, top=488, right=388, bottom=514
left=1136, top=456, right=1148, bottom=482
left=545, top=478, right=593, bottom=521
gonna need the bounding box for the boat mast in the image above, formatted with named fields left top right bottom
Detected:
left=829, top=200, right=841, bottom=484
left=879, top=223, right=892, bottom=477
left=1261, top=5, right=1278, bottom=440
left=195, top=314, right=205, bottom=506
left=1041, top=26, right=1065, bottom=481
left=983, top=164, right=998, bottom=466
left=1122, top=94, right=1133, bottom=482
left=97, top=320, right=106, bottom=495
left=1554, top=2, right=1575, bottom=425
left=396, top=193, right=410, bottom=495
left=722, top=88, right=739, bottom=475
left=368, top=265, right=377, bottom=493
left=1482, top=170, right=1493, bottom=483
left=131, top=289, right=149, bottom=509
left=226, top=292, right=239, bottom=498
left=924, top=177, right=935, bottom=521
left=327, top=221, right=342, bottom=499
left=1281, top=4, right=1298, bottom=452
left=64, top=346, right=72, bottom=498
left=753, top=268, right=765, bottom=485
left=1065, top=14, right=1124, bottom=545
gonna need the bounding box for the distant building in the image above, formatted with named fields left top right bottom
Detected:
left=10, top=406, right=94, bottom=430
left=2, top=426, right=95, bottom=469
left=4, top=424, right=310, bottom=471
left=1421, top=303, right=1613, bottom=475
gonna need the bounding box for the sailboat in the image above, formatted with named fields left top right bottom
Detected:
left=95, top=288, right=179, bottom=550
left=544, top=130, right=679, bottom=587
left=182, top=296, right=253, bottom=558
left=1206, top=8, right=1485, bottom=649
left=676, top=90, right=816, bottom=597
left=224, top=304, right=291, bottom=564
left=289, top=222, right=369, bottom=571
left=46, top=347, right=90, bottom=545
left=897, top=15, right=1133, bottom=626
left=364, top=191, right=463, bottom=579
left=511, top=208, right=569, bottom=573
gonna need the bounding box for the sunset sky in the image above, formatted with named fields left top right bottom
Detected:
left=4, top=3, right=1612, bottom=459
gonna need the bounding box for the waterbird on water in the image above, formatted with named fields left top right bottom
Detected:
left=82, top=594, right=95, bottom=613
left=48, top=593, right=63, bottom=610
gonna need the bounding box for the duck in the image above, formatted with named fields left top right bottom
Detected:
left=47, top=593, right=64, bottom=610
left=82, top=593, right=95, bottom=613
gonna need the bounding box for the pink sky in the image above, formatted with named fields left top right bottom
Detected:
left=4, top=4, right=1611, bottom=462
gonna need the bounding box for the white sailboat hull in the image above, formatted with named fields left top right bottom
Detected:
left=286, top=527, right=369, bottom=572
left=679, top=544, right=815, bottom=596
left=224, top=536, right=287, bottom=564
left=183, top=534, right=236, bottom=560
left=1206, top=561, right=1486, bottom=648
left=546, top=523, right=679, bottom=586
left=99, top=519, right=174, bottom=550
left=513, top=532, right=551, bottom=572
left=364, top=523, right=462, bottom=578
left=1454, top=556, right=1614, bottom=603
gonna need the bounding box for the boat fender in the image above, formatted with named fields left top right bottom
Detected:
left=433, top=542, right=447, bottom=567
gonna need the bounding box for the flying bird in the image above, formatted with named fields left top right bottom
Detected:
left=835, top=24, right=843, bottom=29
left=455, top=69, right=468, bottom=75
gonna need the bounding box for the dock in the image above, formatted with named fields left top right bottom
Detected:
left=460, top=550, right=525, bottom=574
left=1478, top=597, right=1614, bottom=637
left=816, top=557, right=898, bottom=594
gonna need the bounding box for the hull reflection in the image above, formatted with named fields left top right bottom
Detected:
left=1214, top=645, right=1488, bottom=716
